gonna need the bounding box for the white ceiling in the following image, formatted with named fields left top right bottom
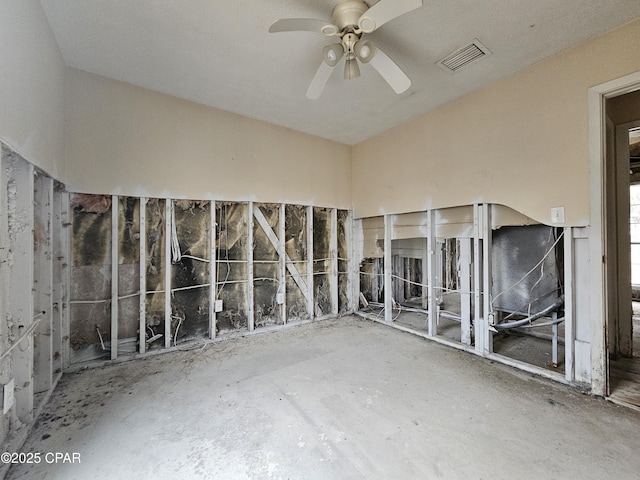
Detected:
left=40, top=0, right=640, bottom=145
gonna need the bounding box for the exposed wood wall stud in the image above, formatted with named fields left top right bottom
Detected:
left=422, top=238, right=428, bottom=309
left=60, top=192, right=71, bottom=369
left=279, top=204, right=287, bottom=324
left=139, top=198, right=147, bottom=354
left=209, top=201, right=217, bottom=339
left=384, top=214, right=393, bottom=322
left=565, top=227, right=575, bottom=382
left=473, top=204, right=484, bottom=354
left=164, top=199, right=171, bottom=349
left=482, top=204, right=493, bottom=355
left=348, top=211, right=358, bottom=312
left=330, top=208, right=339, bottom=316
left=404, top=257, right=411, bottom=301
left=306, top=206, right=314, bottom=318
left=247, top=202, right=255, bottom=331
left=51, top=186, right=64, bottom=373
left=111, top=195, right=119, bottom=360
left=5, top=156, right=35, bottom=422
left=33, top=173, right=53, bottom=393
left=427, top=210, right=438, bottom=336
left=460, top=238, right=472, bottom=345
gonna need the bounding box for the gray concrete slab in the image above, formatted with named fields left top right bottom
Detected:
left=6, top=316, right=640, bottom=480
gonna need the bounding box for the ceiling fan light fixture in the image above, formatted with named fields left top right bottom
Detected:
left=269, top=0, right=424, bottom=96
left=323, top=43, right=345, bottom=67
left=344, top=57, right=361, bottom=80
left=354, top=40, right=376, bottom=63
left=320, top=24, right=340, bottom=36
left=358, top=16, right=376, bottom=33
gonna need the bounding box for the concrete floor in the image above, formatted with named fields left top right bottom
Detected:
left=6, top=316, right=640, bottom=480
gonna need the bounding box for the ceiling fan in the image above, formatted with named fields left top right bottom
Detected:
left=269, top=0, right=423, bottom=99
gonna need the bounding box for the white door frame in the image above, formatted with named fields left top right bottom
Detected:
left=589, top=71, right=640, bottom=396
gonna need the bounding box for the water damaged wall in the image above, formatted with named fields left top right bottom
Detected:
left=216, top=202, right=248, bottom=332
left=70, top=194, right=112, bottom=363
left=1, top=143, right=70, bottom=446
left=284, top=204, right=308, bottom=321
left=68, top=193, right=354, bottom=364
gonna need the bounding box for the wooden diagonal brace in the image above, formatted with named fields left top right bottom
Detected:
left=253, top=207, right=309, bottom=301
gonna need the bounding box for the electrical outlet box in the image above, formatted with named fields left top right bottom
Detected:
left=3, top=379, right=15, bottom=414
left=276, top=293, right=285, bottom=305
left=551, top=206, right=565, bottom=224
left=214, top=300, right=223, bottom=312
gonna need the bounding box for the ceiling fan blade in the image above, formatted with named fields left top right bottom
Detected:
left=306, top=61, right=336, bottom=99
left=368, top=47, right=411, bottom=94
left=269, top=18, right=339, bottom=36
left=358, top=0, right=423, bottom=33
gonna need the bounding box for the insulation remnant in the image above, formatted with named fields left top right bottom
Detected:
left=285, top=205, right=308, bottom=321
left=313, top=207, right=332, bottom=316
left=443, top=238, right=458, bottom=293
left=70, top=193, right=112, bottom=363
left=337, top=210, right=349, bottom=313
left=407, top=258, right=422, bottom=300
left=216, top=202, right=248, bottom=332
left=118, top=197, right=140, bottom=340
left=64, top=195, right=353, bottom=356
left=171, top=200, right=210, bottom=340
left=360, top=258, right=383, bottom=303
left=253, top=204, right=281, bottom=327
left=70, top=193, right=111, bottom=214
left=145, top=198, right=166, bottom=346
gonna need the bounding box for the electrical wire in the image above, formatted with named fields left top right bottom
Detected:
left=392, top=302, right=402, bottom=321
left=171, top=283, right=211, bottom=293
left=389, top=274, right=474, bottom=295
left=525, top=228, right=553, bottom=317
left=170, top=201, right=181, bottom=264
left=215, top=203, right=232, bottom=298
left=118, top=292, right=141, bottom=301
left=0, top=316, right=43, bottom=361
left=96, top=326, right=106, bottom=351
left=69, top=299, right=110, bottom=304
left=181, top=254, right=210, bottom=263
left=173, top=314, right=184, bottom=346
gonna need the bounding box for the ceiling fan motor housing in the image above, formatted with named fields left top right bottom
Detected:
left=331, top=0, right=369, bottom=31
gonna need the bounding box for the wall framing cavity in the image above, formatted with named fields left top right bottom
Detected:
left=357, top=204, right=584, bottom=388
left=61, top=194, right=353, bottom=364
left=0, top=144, right=70, bottom=450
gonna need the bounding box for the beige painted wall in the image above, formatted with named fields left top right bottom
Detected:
left=65, top=69, right=351, bottom=208
left=352, top=18, right=640, bottom=225
left=0, top=0, right=66, bottom=179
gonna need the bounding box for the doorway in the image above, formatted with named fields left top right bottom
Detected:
left=606, top=112, right=640, bottom=406
left=630, top=130, right=640, bottom=362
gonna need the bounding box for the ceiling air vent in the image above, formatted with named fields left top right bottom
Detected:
left=436, top=39, right=492, bottom=73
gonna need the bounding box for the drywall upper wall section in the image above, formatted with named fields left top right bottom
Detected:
left=0, top=0, right=66, bottom=179
left=64, top=69, right=351, bottom=208
left=352, top=18, right=640, bottom=225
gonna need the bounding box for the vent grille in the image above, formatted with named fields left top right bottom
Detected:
left=437, top=39, right=492, bottom=73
